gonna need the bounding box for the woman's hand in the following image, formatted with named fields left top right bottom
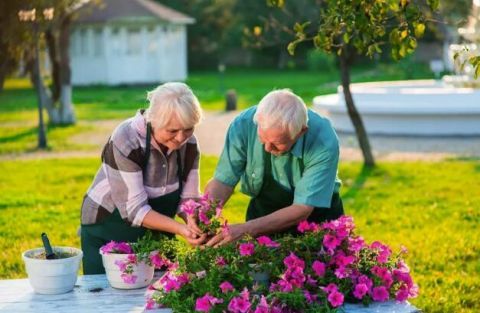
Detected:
left=178, top=224, right=207, bottom=246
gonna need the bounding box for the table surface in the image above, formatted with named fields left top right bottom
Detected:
left=0, top=275, right=420, bottom=313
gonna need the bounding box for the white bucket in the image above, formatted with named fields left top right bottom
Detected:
left=22, top=246, right=83, bottom=295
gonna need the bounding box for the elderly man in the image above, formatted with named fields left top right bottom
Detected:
left=203, top=89, right=343, bottom=247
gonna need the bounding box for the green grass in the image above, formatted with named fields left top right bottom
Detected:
left=0, top=157, right=478, bottom=312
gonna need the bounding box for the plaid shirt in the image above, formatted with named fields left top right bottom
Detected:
left=81, top=111, right=200, bottom=226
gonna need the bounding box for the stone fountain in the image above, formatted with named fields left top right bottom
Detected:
left=314, top=1, right=480, bottom=136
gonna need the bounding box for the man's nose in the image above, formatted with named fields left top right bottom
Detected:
left=264, top=142, right=272, bottom=153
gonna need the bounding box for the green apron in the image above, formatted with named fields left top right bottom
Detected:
left=246, top=142, right=344, bottom=236
left=81, top=123, right=182, bottom=274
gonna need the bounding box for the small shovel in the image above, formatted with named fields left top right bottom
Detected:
left=41, top=232, right=57, bottom=260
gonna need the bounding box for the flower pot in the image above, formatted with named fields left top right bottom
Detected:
left=22, top=246, right=83, bottom=295
left=101, top=251, right=154, bottom=289
left=248, top=263, right=270, bottom=287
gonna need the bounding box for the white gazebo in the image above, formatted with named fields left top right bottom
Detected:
left=70, top=0, right=194, bottom=86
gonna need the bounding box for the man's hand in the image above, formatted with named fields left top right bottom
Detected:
left=204, top=223, right=249, bottom=248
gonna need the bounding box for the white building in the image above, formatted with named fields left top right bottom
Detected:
left=70, top=0, right=194, bottom=85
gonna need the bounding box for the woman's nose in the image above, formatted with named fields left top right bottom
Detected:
left=175, top=131, right=187, bottom=143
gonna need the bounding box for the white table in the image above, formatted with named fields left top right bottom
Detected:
left=0, top=275, right=420, bottom=312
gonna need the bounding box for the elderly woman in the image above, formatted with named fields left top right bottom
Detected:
left=80, top=82, right=205, bottom=274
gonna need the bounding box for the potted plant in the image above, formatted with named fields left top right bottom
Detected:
left=22, top=245, right=83, bottom=295
left=100, top=232, right=174, bottom=289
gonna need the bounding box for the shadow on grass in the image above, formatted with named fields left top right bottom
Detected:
left=0, top=127, right=37, bottom=144
left=342, top=165, right=374, bottom=200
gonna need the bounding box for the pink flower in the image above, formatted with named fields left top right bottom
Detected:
left=219, top=281, right=234, bottom=293
left=227, top=289, right=251, bottom=313
left=253, top=295, right=269, bottom=313
left=357, top=275, right=373, bottom=289
left=323, top=234, right=341, bottom=251
left=100, top=241, right=116, bottom=254
left=371, top=241, right=392, bottom=264
left=283, top=252, right=305, bottom=270
left=304, top=290, right=318, bottom=304
left=150, top=252, right=167, bottom=269
left=372, top=286, right=389, bottom=302
left=196, top=270, right=207, bottom=278
left=297, top=220, right=311, bottom=233
left=334, top=265, right=349, bottom=279
left=239, top=243, right=255, bottom=256
left=327, top=290, right=344, bottom=307
left=126, top=253, right=137, bottom=263
left=145, top=297, right=156, bottom=310
left=198, top=209, right=211, bottom=225
left=115, top=242, right=133, bottom=254
left=321, top=283, right=339, bottom=294
left=121, top=273, right=137, bottom=284
left=180, top=199, right=199, bottom=215
left=348, top=236, right=365, bottom=252
left=215, top=256, right=227, bottom=266
left=195, top=293, right=223, bottom=312
left=312, top=260, right=326, bottom=277
left=353, top=283, right=369, bottom=299
left=395, top=285, right=410, bottom=302
left=256, top=236, right=280, bottom=248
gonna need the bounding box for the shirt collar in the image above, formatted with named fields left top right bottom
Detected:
left=290, top=134, right=305, bottom=158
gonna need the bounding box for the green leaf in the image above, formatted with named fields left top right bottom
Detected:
left=343, top=32, right=350, bottom=44
left=400, top=0, right=409, bottom=8
left=427, top=0, right=439, bottom=10
left=414, top=23, right=425, bottom=38
left=287, top=41, right=297, bottom=56
left=408, top=37, right=417, bottom=49
left=401, top=30, right=408, bottom=39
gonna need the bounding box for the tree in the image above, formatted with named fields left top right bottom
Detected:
left=269, top=0, right=439, bottom=167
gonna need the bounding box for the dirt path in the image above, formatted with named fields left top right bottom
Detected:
left=2, top=111, right=479, bottom=161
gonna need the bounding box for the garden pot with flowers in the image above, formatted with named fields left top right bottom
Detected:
left=100, top=232, right=174, bottom=289
left=145, top=215, right=419, bottom=312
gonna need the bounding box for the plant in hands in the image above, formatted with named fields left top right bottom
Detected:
left=180, top=193, right=224, bottom=237
left=100, top=231, right=174, bottom=284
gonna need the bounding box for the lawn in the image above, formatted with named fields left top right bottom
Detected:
left=0, top=157, right=479, bottom=313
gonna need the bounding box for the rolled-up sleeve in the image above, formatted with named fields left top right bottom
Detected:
left=102, top=141, right=151, bottom=227
left=214, top=118, right=247, bottom=187
left=294, top=142, right=339, bottom=208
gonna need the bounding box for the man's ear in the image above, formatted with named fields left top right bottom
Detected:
left=299, top=126, right=308, bottom=137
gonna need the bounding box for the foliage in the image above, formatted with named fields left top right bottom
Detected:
left=146, top=216, right=418, bottom=312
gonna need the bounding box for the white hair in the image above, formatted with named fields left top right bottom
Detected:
left=145, top=82, right=203, bottom=129
left=254, top=89, right=308, bottom=139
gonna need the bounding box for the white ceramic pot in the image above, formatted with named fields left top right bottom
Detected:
left=101, top=251, right=154, bottom=289
left=22, top=246, right=83, bottom=295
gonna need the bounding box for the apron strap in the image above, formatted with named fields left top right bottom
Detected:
left=144, top=122, right=152, bottom=170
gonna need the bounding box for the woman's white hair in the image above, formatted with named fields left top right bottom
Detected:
left=145, top=82, right=203, bottom=129
left=254, top=89, right=308, bottom=139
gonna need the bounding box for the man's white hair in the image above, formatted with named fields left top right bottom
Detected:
left=145, top=82, right=203, bottom=129
left=254, top=89, right=308, bottom=139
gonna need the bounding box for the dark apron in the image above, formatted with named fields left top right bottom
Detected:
left=246, top=141, right=344, bottom=236
left=81, top=123, right=183, bottom=274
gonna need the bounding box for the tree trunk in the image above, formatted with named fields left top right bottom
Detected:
left=57, top=14, right=75, bottom=124
left=338, top=53, right=375, bottom=167
left=45, top=28, right=61, bottom=102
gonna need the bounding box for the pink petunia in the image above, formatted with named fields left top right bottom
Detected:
left=253, top=295, right=269, bottom=313
left=114, top=259, right=128, bottom=272
left=227, top=289, right=251, bottom=313
left=239, top=243, right=255, bottom=256
left=323, top=234, right=341, bottom=251
left=180, top=199, right=199, bottom=216
left=115, top=242, right=133, bottom=254
left=283, top=252, right=305, bottom=270
left=327, top=290, right=344, bottom=307
left=297, top=220, right=311, bottom=233
left=395, top=285, right=410, bottom=302
left=372, top=286, right=390, bottom=302
left=357, top=275, right=373, bottom=289
left=353, top=283, right=369, bottom=299
left=219, top=281, right=235, bottom=293
left=195, top=293, right=223, bottom=312
left=321, top=283, right=339, bottom=294
left=198, top=209, right=211, bottom=225
left=348, top=236, right=366, bottom=252
left=256, top=236, right=280, bottom=248
left=150, top=252, right=167, bottom=269
left=100, top=241, right=117, bottom=254
left=215, top=256, right=227, bottom=266
left=312, top=260, right=326, bottom=277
